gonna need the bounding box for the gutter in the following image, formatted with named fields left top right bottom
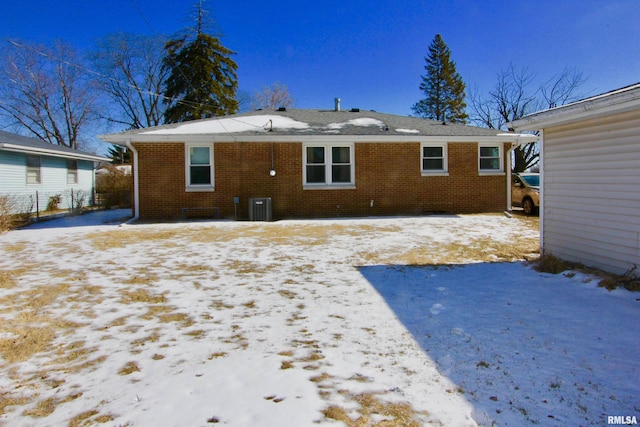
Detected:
left=123, top=138, right=140, bottom=222
left=0, top=143, right=110, bottom=162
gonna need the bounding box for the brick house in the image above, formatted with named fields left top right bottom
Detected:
left=100, top=107, right=536, bottom=220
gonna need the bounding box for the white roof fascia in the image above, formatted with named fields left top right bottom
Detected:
left=510, top=83, right=640, bottom=131
left=100, top=134, right=526, bottom=144
left=0, top=143, right=110, bottom=162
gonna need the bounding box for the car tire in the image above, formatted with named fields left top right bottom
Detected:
left=523, top=198, right=535, bottom=215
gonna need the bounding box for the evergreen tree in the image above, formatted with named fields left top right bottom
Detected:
left=162, top=2, right=238, bottom=123
left=412, top=34, right=468, bottom=123
left=107, top=144, right=131, bottom=164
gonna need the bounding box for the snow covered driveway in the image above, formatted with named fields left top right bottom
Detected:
left=0, top=212, right=637, bottom=426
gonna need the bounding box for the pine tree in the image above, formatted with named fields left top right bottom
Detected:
left=107, top=144, right=131, bottom=164
left=412, top=34, right=468, bottom=124
left=162, top=2, right=239, bottom=123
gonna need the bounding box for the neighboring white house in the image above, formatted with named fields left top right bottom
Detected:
left=0, top=130, right=110, bottom=214
left=511, top=83, right=640, bottom=275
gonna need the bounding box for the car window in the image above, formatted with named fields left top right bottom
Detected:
left=521, top=175, right=540, bottom=186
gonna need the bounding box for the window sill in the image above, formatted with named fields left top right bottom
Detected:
left=185, top=186, right=215, bottom=192
left=303, top=184, right=356, bottom=190
left=421, top=172, right=449, bottom=177
left=478, top=171, right=505, bottom=176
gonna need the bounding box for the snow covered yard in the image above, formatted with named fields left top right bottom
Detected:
left=0, top=211, right=638, bottom=426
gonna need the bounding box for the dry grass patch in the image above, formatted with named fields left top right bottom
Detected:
left=48, top=340, right=96, bottom=365
left=0, top=393, right=30, bottom=416
left=0, top=325, right=56, bottom=363
left=208, top=352, right=227, bottom=360
left=87, top=228, right=184, bottom=250
left=0, top=270, right=17, bottom=289
left=119, top=288, right=166, bottom=304
left=223, top=259, right=264, bottom=275
left=158, top=312, right=194, bottom=327
left=210, top=299, right=234, bottom=310
left=185, top=329, right=206, bottom=339
left=534, top=253, right=571, bottom=274
left=323, top=392, right=427, bottom=427
left=242, top=300, right=256, bottom=309
left=278, top=289, right=297, bottom=299
left=1, top=242, right=28, bottom=253
left=16, top=283, right=70, bottom=311
left=131, top=331, right=160, bottom=347
left=23, top=397, right=57, bottom=418
left=118, top=361, right=140, bottom=375
left=280, top=360, right=294, bottom=370
left=68, top=409, right=113, bottom=427
left=397, top=235, right=539, bottom=266
left=536, top=254, right=640, bottom=292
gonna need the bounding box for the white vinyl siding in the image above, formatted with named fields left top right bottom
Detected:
left=542, top=111, right=640, bottom=275
left=0, top=151, right=96, bottom=214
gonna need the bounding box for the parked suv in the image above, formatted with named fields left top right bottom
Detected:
left=512, top=173, right=540, bottom=215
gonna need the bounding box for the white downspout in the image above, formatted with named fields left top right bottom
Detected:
left=538, top=130, right=544, bottom=255
left=505, top=141, right=520, bottom=212
left=124, top=138, right=140, bottom=222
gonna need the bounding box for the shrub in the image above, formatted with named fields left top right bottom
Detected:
left=599, top=265, right=640, bottom=292
left=96, top=165, right=132, bottom=208
left=66, top=189, right=88, bottom=215
left=534, top=253, right=570, bottom=274
left=0, top=195, right=14, bottom=232
left=46, top=194, right=62, bottom=211
left=0, top=194, right=32, bottom=232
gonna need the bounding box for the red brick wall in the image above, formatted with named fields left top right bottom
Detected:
left=132, top=141, right=509, bottom=220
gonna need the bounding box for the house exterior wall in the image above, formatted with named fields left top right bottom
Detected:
left=541, top=110, right=640, bottom=275
left=0, top=150, right=96, bottom=213
left=133, top=141, right=509, bottom=220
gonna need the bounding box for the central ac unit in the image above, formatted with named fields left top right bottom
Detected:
left=249, top=197, right=272, bottom=221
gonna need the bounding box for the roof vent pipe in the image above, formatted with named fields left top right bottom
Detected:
left=334, top=98, right=341, bottom=111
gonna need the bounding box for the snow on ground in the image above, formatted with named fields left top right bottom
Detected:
left=0, top=211, right=638, bottom=426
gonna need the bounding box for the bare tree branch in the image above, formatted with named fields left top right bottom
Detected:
left=89, top=33, right=168, bottom=129
left=252, top=83, right=295, bottom=110
left=0, top=40, right=97, bottom=149
left=469, top=63, right=586, bottom=172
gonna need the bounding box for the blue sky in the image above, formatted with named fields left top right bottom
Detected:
left=2, top=0, right=639, bottom=116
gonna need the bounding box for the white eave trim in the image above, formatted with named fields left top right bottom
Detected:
left=510, top=84, right=640, bottom=131
left=0, top=143, right=110, bottom=162
left=100, top=133, right=531, bottom=144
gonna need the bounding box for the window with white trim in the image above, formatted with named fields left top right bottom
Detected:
left=478, top=143, right=503, bottom=173
left=185, top=143, right=214, bottom=190
left=26, top=155, right=41, bottom=184
left=67, top=159, right=78, bottom=184
left=303, top=143, right=354, bottom=187
left=421, top=143, right=448, bottom=175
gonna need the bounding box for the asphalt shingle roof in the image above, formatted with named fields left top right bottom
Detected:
left=106, top=109, right=512, bottom=139
left=0, top=130, right=109, bottom=161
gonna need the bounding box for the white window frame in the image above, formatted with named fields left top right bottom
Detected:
left=185, top=143, right=214, bottom=192
left=67, top=159, right=78, bottom=185
left=420, top=142, right=448, bottom=176
left=26, top=155, right=41, bottom=185
left=303, top=142, right=355, bottom=189
left=478, top=143, right=504, bottom=175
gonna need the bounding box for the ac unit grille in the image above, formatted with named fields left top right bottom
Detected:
left=249, top=197, right=272, bottom=221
